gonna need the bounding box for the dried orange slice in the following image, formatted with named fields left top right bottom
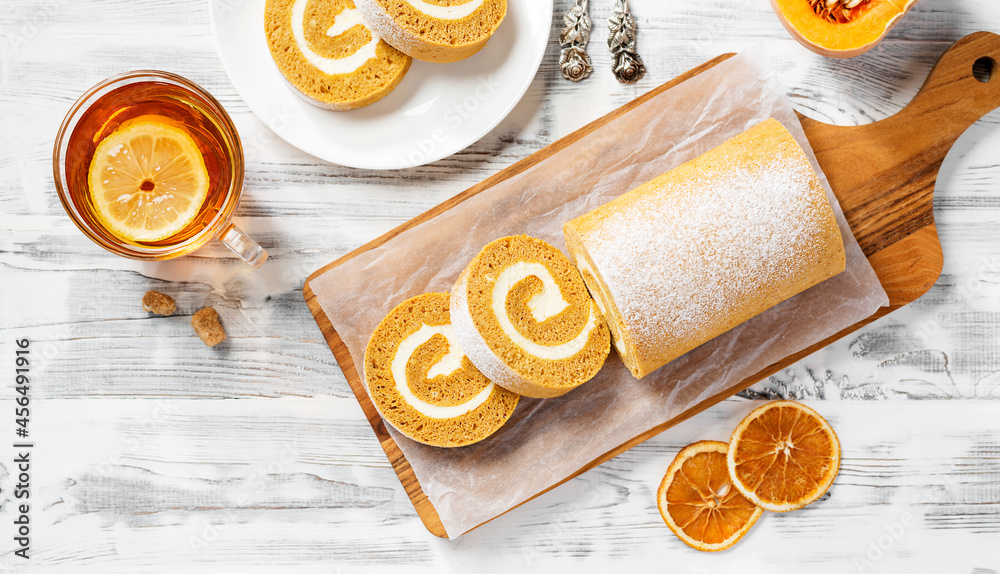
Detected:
left=657, top=440, right=764, bottom=552
left=88, top=116, right=209, bottom=242
left=727, top=401, right=841, bottom=512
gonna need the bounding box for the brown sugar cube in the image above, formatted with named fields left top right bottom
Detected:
left=192, top=307, right=226, bottom=347
left=142, top=290, right=176, bottom=316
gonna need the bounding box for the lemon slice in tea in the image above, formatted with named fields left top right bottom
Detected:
left=88, top=117, right=210, bottom=242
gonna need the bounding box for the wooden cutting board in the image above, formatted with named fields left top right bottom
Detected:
left=303, top=32, right=1000, bottom=537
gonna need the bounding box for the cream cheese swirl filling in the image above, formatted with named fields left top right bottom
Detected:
left=291, top=1, right=379, bottom=75
left=390, top=323, right=494, bottom=419
left=405, top=0, right=483, bottom=19
left=492, top=262, right=598, bottom=360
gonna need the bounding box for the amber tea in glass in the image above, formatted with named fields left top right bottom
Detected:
left=53, top=70, right=266, bottom=267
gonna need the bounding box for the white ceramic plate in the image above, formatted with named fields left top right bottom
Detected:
left=209, top=0, right=552, bottom=170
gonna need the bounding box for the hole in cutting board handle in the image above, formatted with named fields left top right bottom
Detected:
left=973, top=56, right=995, bottom=83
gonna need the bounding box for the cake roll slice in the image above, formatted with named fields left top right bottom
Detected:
left=563, top=118, right=846, bottom=380
left=364, top=293, right=518, bottom=447
left=264, top=0, right=412, bottom=110
left=356, top=0, right=506, bottom=63
left=450, top=235, right=611, bottom=398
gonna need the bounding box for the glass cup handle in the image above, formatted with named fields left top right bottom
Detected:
left=218, top=223, right=268, bottom=268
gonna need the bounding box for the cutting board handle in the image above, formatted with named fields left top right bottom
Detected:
left=803, top=31, right=1000, bottom=246
left=890, top=31, right=1000, bottom=145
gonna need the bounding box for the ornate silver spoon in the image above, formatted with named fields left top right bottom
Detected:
left=559, top=0, right=593, bottom=82
left=608, top=0, right=645, bottom=83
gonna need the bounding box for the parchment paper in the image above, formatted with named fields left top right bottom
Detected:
left=308, top=46, right=889, bottom=538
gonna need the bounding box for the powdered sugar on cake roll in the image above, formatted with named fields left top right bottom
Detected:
left=564, top=118, right=846, bottom=379
left=355, top=0, right=424, bottom=57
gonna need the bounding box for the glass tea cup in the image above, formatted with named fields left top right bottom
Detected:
left=53, top=70, right=267, bottom=267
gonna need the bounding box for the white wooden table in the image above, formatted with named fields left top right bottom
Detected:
left=2, top=0, right=999, bottom=571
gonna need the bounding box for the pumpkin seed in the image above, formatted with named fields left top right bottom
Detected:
left=809, top=0, right=867, bottom=23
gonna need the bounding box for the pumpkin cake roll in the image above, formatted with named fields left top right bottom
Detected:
left=564, top=118, right=846, bottom=380
left=450, top=235, right=611, bottom=399
left=355, top=0, right=506, bottom=62
left=264, top=0, right=412, bottom=110
left=364, top=293, right=519, bottom=448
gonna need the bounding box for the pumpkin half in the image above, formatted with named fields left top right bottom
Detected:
left=770, top=0, right=918, bottom=58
